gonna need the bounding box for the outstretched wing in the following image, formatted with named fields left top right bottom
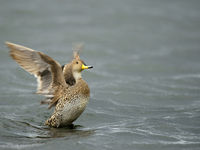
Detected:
left=38, top=51, right=68, bottom=108
left=38, top=51, right=66, bottom=88
left=6, top=42, right=66, bottom=96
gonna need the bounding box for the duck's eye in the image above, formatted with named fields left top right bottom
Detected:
left=76, top=61, right=79, bottom=64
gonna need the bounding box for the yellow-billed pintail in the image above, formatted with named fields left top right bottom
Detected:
left=6, top=42, right=93, bottom=128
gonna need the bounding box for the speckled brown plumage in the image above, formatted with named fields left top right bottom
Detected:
left=6, top=42, right=93, bottom=128
left=45, top=79, right=90, bottom=127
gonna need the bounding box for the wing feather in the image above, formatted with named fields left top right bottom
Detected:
left=6, top=42, right=69, bottom=108
left=6, top=42, right=52, bottom=94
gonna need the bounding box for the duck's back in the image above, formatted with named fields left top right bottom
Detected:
left=63, top=64, right=76, bottom=86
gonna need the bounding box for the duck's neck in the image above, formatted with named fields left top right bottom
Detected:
left=73, top=71, right=82, bottom=81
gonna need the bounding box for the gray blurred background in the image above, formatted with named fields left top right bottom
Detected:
left=0, top=0, right=200, bottom=150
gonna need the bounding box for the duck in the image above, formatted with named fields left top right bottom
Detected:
left=6, top=42, right=93, bottom=127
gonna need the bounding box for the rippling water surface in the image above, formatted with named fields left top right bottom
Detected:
left=0, top=0, right=200, bottom=150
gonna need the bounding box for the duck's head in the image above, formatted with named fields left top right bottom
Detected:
left=71, top=51, right=93, bottom=80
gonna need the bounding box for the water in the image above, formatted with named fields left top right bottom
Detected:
left=0, top=0, right=200, bottom=149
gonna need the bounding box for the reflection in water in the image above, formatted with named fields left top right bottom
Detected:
left=0, top=117, right=95, bottom=149
left=46, top=125, right=95, bottom=138
left=1, top=116, right=94, bottom=140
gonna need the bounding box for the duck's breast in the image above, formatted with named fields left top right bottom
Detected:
left=60, top=96, right=89, bottom=125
